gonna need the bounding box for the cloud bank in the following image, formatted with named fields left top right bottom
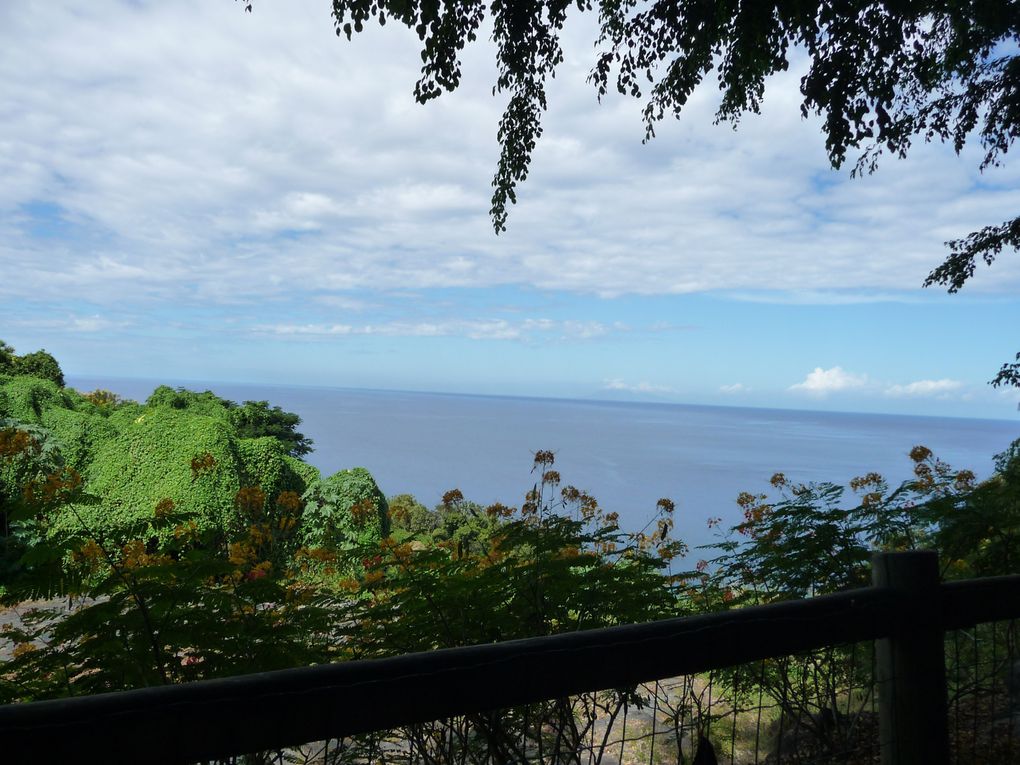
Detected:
left=2, top=0, right=1019, bottom=312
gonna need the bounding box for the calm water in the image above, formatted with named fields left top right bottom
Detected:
left=70, top=377, right=1019, bottom=548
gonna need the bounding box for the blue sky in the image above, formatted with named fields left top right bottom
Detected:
left=2, top=1, right=1019, bottom=420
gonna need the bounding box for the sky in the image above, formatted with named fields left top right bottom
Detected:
left=2, top=1, right=1019, bottom=420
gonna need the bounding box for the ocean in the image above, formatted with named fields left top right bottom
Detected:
left=69, top=377, right=1019, bottom=549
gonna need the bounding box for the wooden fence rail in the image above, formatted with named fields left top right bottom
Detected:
left=1, top=551, right=1017, bottom=764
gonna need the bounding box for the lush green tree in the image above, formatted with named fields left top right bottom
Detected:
left=431, top=489, right=505, bottom=557
left=145, top=385, right=232, bottom=417
left=0, top=376, right=71, bottom=422
left=388, top=492, right=440, bottom=535
left=927, top=437, right=1020, bottom=577
left=226, top=399, right=313, bottom=457
left=991, top=352, right=1020, bottom=389
left=145, top=387, right=313, bottom=457
left=13, top=350, right=64, bottom=387
left=0, top=419, right=65, bottom=594
left=0, top=341, right=15, bottom=375
left=316, top=0, right=1019, bottom=380
left=301, top=467, right=390, bottom=553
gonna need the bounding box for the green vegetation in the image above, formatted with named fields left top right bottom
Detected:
left=0, top=342, right=1017, bottom=763
left=145, top=387, right=314, bottom=456
left=0, top=341, right=65, bottom=387
left=0, top=341, right=350, bottom=599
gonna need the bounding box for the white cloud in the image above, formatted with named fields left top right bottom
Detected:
left=10, top=314, right=130, bottom=333
left=884, top=379, right=964, bottom=397
left=604, top=379, right=675, bottom=394
left=722, top=290, right=929, bottom=306
left=256, top=318, right=609, bottom=342
left=789, top=367, right=868, bottom=395
left=2, top=0, right=1019, bottom=311
left=720, top=383, right=750, bottom=393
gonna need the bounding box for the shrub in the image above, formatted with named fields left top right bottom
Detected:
left=49, top=407, right=245, bottom=545
left=388, top=493, right=438, bottom=535
left=39, top=407, right=118, bottom=474
left=227, top=400, right=313, bottom=457
left=0, top=341, right=15, bottom=374
left=145, top=386, right=232, bottom=419
left=0, top=377, right=72, bottom=422
left=15, top=350, right=65, bottom=388
left=301, top=467, right=390, bottom=554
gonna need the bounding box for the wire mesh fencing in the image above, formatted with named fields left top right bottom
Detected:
left=947, top=618, right=1019, bottom=764
left=193, top=621, right=1020, bottom=765
left=198, top=642, right=885, bottom=765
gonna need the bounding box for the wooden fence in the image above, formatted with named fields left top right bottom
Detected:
left=0, top=550, right=1017, bottom=764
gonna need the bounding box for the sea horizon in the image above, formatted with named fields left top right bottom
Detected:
left=68, top=374, right=1019, bottom=550
left=66, top=373, right=1020, bottom=427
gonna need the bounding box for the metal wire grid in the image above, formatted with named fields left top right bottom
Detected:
left=175, top=619, right=1019, bottom=765
left=194, top=642, right=883, bottom=765
left=946, top=618, right=1019, bottom=764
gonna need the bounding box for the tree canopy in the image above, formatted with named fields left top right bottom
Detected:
left=315, top=0, right=1018, bottom=380
left=0, top=341, right=66, bottom=388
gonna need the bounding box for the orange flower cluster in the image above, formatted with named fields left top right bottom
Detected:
left=913, top=461, right=935, bottom=490
left=190, top=452, right=217, bottom=479
left=954, top=470, right=976, bottom=491
left=11, top=642, right=36, bottom=660
left=82, top=389, right=121, bottom=408
left=560, top=485, right=581, bottom=502
left=275, top=490, right=302, bottom=513
left=228, top=541, right=257, bottom=567
left=154, top=497, right=175, bottom=519
left=234, top=486, right=266, bottom=517
left=380, top=536, right=414, bottom=564
left=578, top=493, right=598, bottom=521
left=736, top=491, right=764, bottom=509
left=121, top=539, right=171, bottom=570
left=23, top=468, right=82, bottom=508
left=597, top=540, right=618, bottom=554
left=849, top=472, right=884, bottom=492
left=350, top=497, right=377, bottom=527
left=297, top=547, right=338, bottom=563
left=441, top=489, right=464, bottom=507
left=173, top=520, right=199, bottom=542
left=0, top=428, right=35, bottom=460
left=909, top=445, right=933, bottom=463
left=485, top=502, right=515, bottom=519
left=533, top=450, right=555, bottom=467
left=860, top=492, right=883, bottom=509
left=337, top=577, right=360, bottom=593
left=70, top=538, right=106, bottom=572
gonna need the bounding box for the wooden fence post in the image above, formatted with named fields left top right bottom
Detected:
left=872, top=550, right=949, bottom=765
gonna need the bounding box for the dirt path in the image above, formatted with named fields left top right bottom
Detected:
left=0, top=598, right=77, bottom=662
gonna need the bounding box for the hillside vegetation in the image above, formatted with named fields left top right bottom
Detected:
left=0, top=341, right=387, bottom=591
